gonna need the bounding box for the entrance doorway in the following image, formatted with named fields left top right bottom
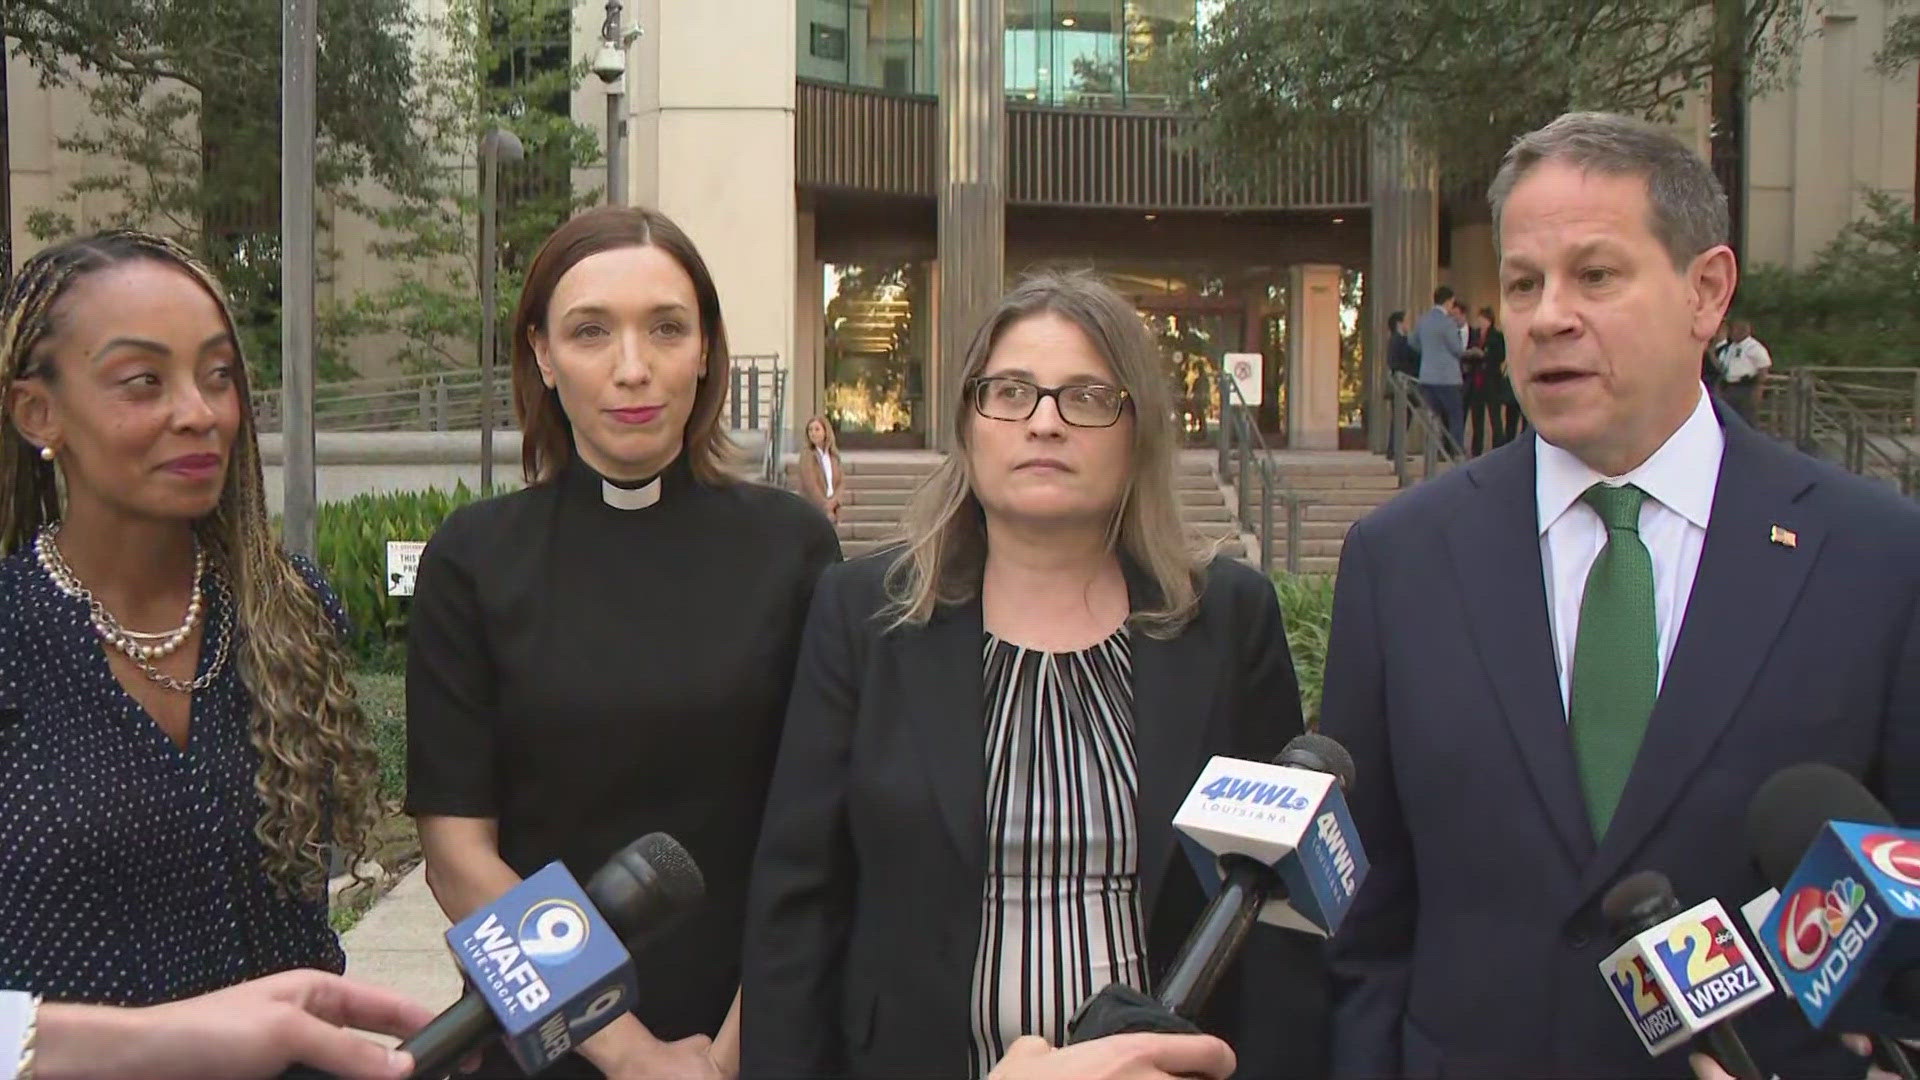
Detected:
left=1135, top=301, right=1287, bottom=446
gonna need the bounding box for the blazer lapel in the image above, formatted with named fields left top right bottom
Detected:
left=1446, top=439, right=1597, bottom=869
left=1580, top=410, right=1823, bottom=898
left=901, top=598, right=989, bottom=879
left=1130, top=616, right=1218, bottom=921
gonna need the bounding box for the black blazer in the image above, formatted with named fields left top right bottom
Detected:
left=742, top=552, right=1330, bottom=1079
left=1321, top=402, right=1920, bottom=1078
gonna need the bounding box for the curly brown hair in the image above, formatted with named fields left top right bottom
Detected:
left=0, top=230, right=384, bottom=898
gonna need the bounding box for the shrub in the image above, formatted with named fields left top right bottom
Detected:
left=1273, top=572, right=1337, bottom=728
left=349, top=671, right=408, bottom=802
left=317, top=485, right=480, bottom=667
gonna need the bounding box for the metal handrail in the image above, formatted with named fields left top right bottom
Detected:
left=252, top=355, right=789, bottom=435
left=1385, top=371, right=1467, bottom=486
left=761, top=365, right=789, bottom=484
left=1781, top=371, right=1920, bottom=498
left=1214, top=362, right=1306, bottom=574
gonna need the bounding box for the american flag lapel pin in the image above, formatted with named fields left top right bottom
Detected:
left=1770, top=525, right=1798, bottom=549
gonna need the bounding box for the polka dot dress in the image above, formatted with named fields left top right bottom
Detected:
left=0, top=545, right=345, bottom=1006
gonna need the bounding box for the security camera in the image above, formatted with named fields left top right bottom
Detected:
left=592, top=42, right=626, bottom=84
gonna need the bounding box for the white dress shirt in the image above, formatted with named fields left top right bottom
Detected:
left=1717, top=336, right=1773, bottom=383
left=816, top=448, right=836, bottom=499
left=1537, top=388, right=1723, bottom=717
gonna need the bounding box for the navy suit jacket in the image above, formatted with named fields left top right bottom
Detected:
left=1320, top=403, right=1920, bottom=1078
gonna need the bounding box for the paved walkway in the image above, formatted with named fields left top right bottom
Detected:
left=341, top=866, right=463, bottom=1017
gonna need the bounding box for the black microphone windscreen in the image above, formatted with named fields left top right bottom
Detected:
left=1277, top=732, right=1356, bottom=792
left=585, top=832, right=706, bottom=949
left=1603, top=869, right=1679, bottom=938
left=1745, top=763, right=1894, bottom=889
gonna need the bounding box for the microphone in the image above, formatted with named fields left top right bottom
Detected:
left=1599, top=870, right=1772, bottom=1080
left=280, top=834, right=704, bottom=1080
left=1745, top=763, right=1920, bottom=1047
left=1066, top=733, right=1364, bottom=1042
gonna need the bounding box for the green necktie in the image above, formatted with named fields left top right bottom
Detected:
left=1569, top=482, right=1658, bottom=839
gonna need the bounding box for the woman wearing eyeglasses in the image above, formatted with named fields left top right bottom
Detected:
left=741, top=271, right=1329, bottom=1080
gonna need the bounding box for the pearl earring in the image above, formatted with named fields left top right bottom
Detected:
left=38, top=445, right=54, bottom=462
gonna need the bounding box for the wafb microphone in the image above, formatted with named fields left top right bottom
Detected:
left=1067, top=733, right=1364, bottom=1042
left=398, top=833, right=705, bottom=1079
left=1747, top=763, right=1920, bottom=1042
left=1600, top=871, right=1772, bottom=1080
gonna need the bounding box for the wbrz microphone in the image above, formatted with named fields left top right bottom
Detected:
left=1600, top=870, right=1771, bottom=1080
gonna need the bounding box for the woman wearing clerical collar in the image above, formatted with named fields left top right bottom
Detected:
left=405, top=206, right=840, bottom=1080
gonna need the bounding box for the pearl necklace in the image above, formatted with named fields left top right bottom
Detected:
left=34, top=524, right=230, bottom=693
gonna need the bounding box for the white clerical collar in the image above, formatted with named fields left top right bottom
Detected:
left=601, top=475, right=663, bottom=511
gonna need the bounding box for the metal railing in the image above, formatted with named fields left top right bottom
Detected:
left=1385, top=371, right=1467, bottom=487
left=1773, top=370, right=1920, bottom=498
left=756, top=360, right=790, bottom=485
left=251, top=355, right=789, bottom=436
left=1215, top=361, right=1305, bottom=574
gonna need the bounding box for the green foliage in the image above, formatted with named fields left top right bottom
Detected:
left=1180, top=0, right=1806, bottom=187
left=334, top=0, right=604, bottom=376
left=1273, top=573, right=1337, bottom=728
left=349, top=671, right=409, bottom=803
left=1734, top=193, right=1920, bottom=368
left=316, top=485, right=480, bottom=665
left=1879, top=2, right=1919, bottom=74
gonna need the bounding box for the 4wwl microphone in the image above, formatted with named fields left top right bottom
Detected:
left=286, top=833, right=705, bottom=1080
left=1745, top=763, right=1920, bottom=1054
left=1067, top=732, right=1366, bottom=1042
left=1599, top=870, right=1773, bottom=1080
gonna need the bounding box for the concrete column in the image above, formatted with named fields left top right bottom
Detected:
left=628, top=0, right=798, bottom=379
left=1287, top=264, right=1343, bottom=451
left=933, top=0, right=1005, bottom=451
left=1367, top=119, right=1439, bottom=452
left=794, top=202, right=824, bottom=440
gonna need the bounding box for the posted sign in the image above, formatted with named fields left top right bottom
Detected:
left=1225, top=353, right=1263, bottom=406
left=386, top=541, right=426, bottom=597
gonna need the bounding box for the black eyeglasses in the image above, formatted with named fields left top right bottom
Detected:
left=965, top=376, right=1131, bottom=428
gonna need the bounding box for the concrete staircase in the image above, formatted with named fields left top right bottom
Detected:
left=789, top=451, right=1248, bottom=563
left=1224, top=450, right=1405, bottom=576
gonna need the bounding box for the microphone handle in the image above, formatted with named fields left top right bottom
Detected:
left=399, top=991, right=498, bottom=1080
left=1699, top=1024, right=1762, bottom=1080
left=1873, top=1036, right=1920, bottom=1080
left=1155, top=857, right=1273, bottom=1019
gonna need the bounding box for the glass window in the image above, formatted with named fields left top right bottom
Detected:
left=1121, top=0, right=1193, bottom=110
left=799, top=0, right=937, bottom=94
left=823, top=262, right=930, bottom=438
left=800, top=0, right=853, bottom=84
left=1005, top=0, right=1048, bottom=103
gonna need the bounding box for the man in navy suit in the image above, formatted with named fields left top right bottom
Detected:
left=1320, top=111, right=1920, bottom=1079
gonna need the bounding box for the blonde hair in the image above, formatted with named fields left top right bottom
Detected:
left=0, top=230, right=384, bottom=898
left=804, top=414, right=840, bottom=457
left=883, top=269, right=1206, bottom=638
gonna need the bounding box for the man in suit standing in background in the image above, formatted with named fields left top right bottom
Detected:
left=1411, top=285, right=1468, bottom=454
left=1320, top=111, right=1920, bottom=1078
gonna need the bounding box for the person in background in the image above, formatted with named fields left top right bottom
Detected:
left=796, top=414, right=843, bottom=524
left=1, top=970, right=436, bottom=1080
left=743, top=269, right=1326, bottom=1080
left=1411, top=285, right=1468, bottom=455
left=0, top=231, right=382, bottom=1009
left=1716, top=317, right=1772, bottom=426
left=406, top=206, right=840, bottom=1079
left=1476, top=306, right=1519, bottom=447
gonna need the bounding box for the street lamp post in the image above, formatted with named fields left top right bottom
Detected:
left=592, top=1, right=634, bottom=206
left=478, top=127, right=524, bottom=495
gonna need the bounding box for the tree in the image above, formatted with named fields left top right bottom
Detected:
left=11, top=0, right=430, bottom=382
left=1179, top=0, right=1808, bottom=189
left=1735, top=193, right=1920, bottom=368
left=1879, top=1, right=1919, bottom=74
left=332, top=0, right=602, bottom=377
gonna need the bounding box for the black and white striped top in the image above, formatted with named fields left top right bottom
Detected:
left=968, top=628, right=1149, bottom=1077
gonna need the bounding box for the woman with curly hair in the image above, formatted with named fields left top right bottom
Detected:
left=0, top=231, right=383, bottom=1006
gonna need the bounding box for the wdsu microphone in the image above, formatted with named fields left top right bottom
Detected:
left=1600, top=870, right=1773, bottom=1080
left=401, top=833, right=704, bottom=1079
left=1067, top=733, right=1364, bottom=1042
left=1747, top=762, right=1920, bottom=1041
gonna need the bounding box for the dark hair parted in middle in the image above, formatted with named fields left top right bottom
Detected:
left=510, top=205, right=736, bottom=485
